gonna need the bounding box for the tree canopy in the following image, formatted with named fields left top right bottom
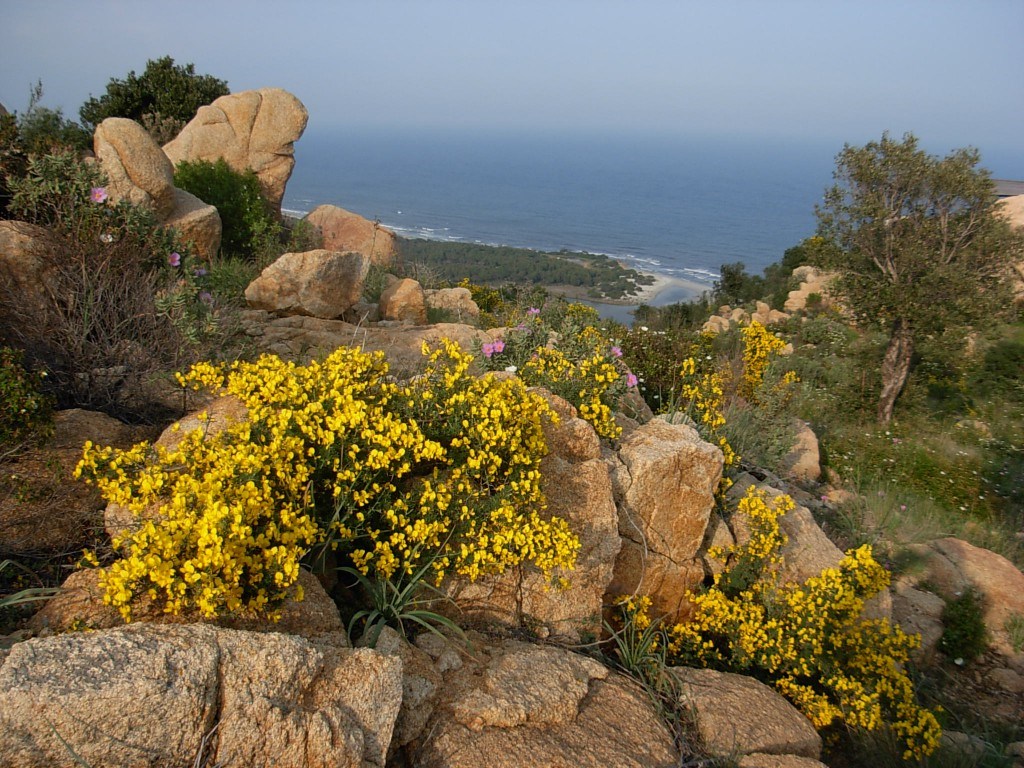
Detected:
left=815, top=132, right=1020, bottom=423
left=79, top=56, right=229, bottom=136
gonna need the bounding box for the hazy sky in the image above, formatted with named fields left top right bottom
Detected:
left=2, top=0, right=1022, bottom=161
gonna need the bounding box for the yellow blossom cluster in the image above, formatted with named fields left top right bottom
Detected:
left=77, top=340, right=581, bottom=622
left=519, top=342, right=623, bottom=440
left=678, top=343, right=738, bottom=494
left=740, top=320, right=789, bottom=400
left=622, top=486, right=941, bottom=761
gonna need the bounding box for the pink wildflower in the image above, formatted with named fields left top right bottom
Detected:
left=168, top=252, right=181, bottom=267
left=626, top=373, right=638, bottom=388
left=482, top=342, right=495, bottom=358
left=90, top=187, right=108, bottom=204
left=610, top=346, right=622, bottom=358
left=527, top=307, right=541, bottom=316
left=492, top=339, right=505, bottom=354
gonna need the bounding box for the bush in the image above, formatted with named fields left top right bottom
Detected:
left=1, top=151, right=207, bottom=420
left=76, top=340, right=580, bottom=622
left=621, top=486, right=942, bottom=761
left=0, top=346, right=53, bottom=457
left=939, top=587, right=988, bottom=662
left=174, top=158, right=279, bottom=260
left=79, top=56, right=228, bottom=134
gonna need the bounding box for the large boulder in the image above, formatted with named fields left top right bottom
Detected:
left=0, top=220, right=52, bottom=315
left=605, top=419, right=723, bottom=620
left=245, top=249, right=370, bottom=319
left=997, top=195, right=1024, bottom=299
left=909, top=537, right=1024, bottom=657
left=443, top=392, right=620, bottom=641
left=425, top=287, right=480, bottom=320
left=163, top=88, right=308, bottom=215
left=780, top=420, right=821, bottom=484
left=94, top=117, right=177, bottom=218
left=784, top=266, right=834, bottom=313
left=0, top=623, right=401, bottom=768
left=379, top=277, right=427, bottom=324
left=408, top=639, right=678, bottom=768
left=162, top=188, right=222, bottom=260
left=305, top=205, right=398, bottom=266
left=671, top=667, right=822, bottom=760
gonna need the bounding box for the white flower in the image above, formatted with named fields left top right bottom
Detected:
left=505, top=365, right=517, bottom=373
left=640, top=326, right=649, bottom=332
left=100, top=233, right=114, bottom=243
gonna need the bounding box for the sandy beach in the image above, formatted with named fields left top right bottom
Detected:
left=625, top=270, right=709, bottom=306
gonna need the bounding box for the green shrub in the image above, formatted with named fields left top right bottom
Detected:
left=939, top=587, right=988, bottom=662
left=981, top=338, right=1024, bottom=400
left=0, top=346, right=53, bottom=457
left=79, top=56, right=228, bottom=133
left=174, top=158, right=279, bottom=260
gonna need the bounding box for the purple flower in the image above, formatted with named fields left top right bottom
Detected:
left=193, top=267, right=208, bottom=278
left=199, top=291, right=214, bottom=306
left=492, top=339, right=505, bottom=354
left=482, top=342, right=495, bottom=358
left=610, top=346, right=622, bottom=358
left=168, top=252, right=181, bottom=267
left=626, top=373, right=638, bottom=388
left=527, top=307, right=541, bottom=316
left=90, top=187, right=108, bottom=204
left=515, top=323, right=527, bottom=331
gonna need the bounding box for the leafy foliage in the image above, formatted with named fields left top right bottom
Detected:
left=79, top=56, right=228, bottom=134
left=76, top=340, right=581, bottom=621
left=815, top=132, right=1022, bottom=422
left=0, top=346, right=53, bottom=458
left=939, top=587, right=988, bottom=662
left=174, top=158, right=279, bottom=260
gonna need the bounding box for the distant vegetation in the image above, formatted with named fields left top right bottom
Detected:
left=396, top=238, right=655, bottom=300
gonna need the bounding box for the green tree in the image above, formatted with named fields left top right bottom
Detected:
left=79, top=56, right=229, bottom=136
left=816, top=132, right=1021, bottom=423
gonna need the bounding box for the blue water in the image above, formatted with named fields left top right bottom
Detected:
left=282, top=129, right=1021, bottom=293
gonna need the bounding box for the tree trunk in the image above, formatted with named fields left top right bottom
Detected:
left=877, top=318, right=914, bottom=424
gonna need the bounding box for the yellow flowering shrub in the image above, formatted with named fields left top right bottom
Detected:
left=619, top=486, right=941, bottom=761
left=77, top=340, right=580, bottom=621
left=740, top=320, right=789, bottom=400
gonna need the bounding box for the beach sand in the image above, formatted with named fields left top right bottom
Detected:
left=626, top=270, right=709, bottom=306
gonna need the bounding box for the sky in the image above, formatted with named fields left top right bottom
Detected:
left=1, top=0, right=1022, bottom=169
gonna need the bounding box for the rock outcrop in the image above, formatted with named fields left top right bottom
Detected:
left=672, top=667, right=823, bottom=761
left=0, top=220, right=52, bottom=316
left=244, top=249, right=370, bottom=318
left=997, top=194, right=1024, bottom=299
left=379, top=277, right=428, bottom=324
left=163, top=88, right=308, bottom=215
left=94, top=117, right=177, bottom=218
left=305, top=205, right=398, bottom=266
left=605, top=419, right=723, bottom=620
left=409, top=638, right=678, bottom=768
left=93, top=118, right=222, bottom=258
left=425, top=287, right=480, bottom=320
left=784, top=266, right=833, bottom=313
left=0, top=624, right=401, bottom=768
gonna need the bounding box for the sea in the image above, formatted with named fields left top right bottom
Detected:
left=282, top=128, right=1024, bottom=310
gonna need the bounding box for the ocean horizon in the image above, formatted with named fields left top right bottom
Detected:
left=282, top=128, right=1024, bottom=299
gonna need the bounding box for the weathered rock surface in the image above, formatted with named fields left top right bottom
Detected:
left=425, top=287, right=480, bottom=319
left=672, top=667, right=822, bottom=759
left=410, top=639, right=678, bottom=768
left=0, top=623, right=400, bottom=768
left=605, top=419, right=722, bottom=619
left=94, top=117, right=177, bottom=218
left=444, top=392, right=620, bottom=641
left=909, top=537, right=1024, bottom=657
left=379, top=277, right=427, bottom=324
left=997, top=194, right=1024, bottom=299
left=305, top=205, right=398, bottom=266
left=780, top=420, right=821, bottom=484
left=245, top=249, right=370, bottom=318
left=27, top=567, right=344, bottom=640
left=162, top=187, right=222, bottom=259
left=164, top=88, right=308, bottom=214
left=784, top=266, right=834, bottom=313
left=891, top=578, right=946, bottom=661
left=0, top=220, right=51, bottom=314
left=739, top=755, right=829, bottom=768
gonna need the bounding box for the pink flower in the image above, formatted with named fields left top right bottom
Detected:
left=527, top=307, right=540, bottom=316
left=168, top=252, right=181, bottom=267
left=610, top=346, right=622, bottom=358
left=900, top=504, right=907, bottom=511
left=626, top=373, right=638, bottom=388
left=482, top=342, right=495, bottom=358
left=90, top=187, right=108, bottom=204
left=492, top=339, right=505, bottom=354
